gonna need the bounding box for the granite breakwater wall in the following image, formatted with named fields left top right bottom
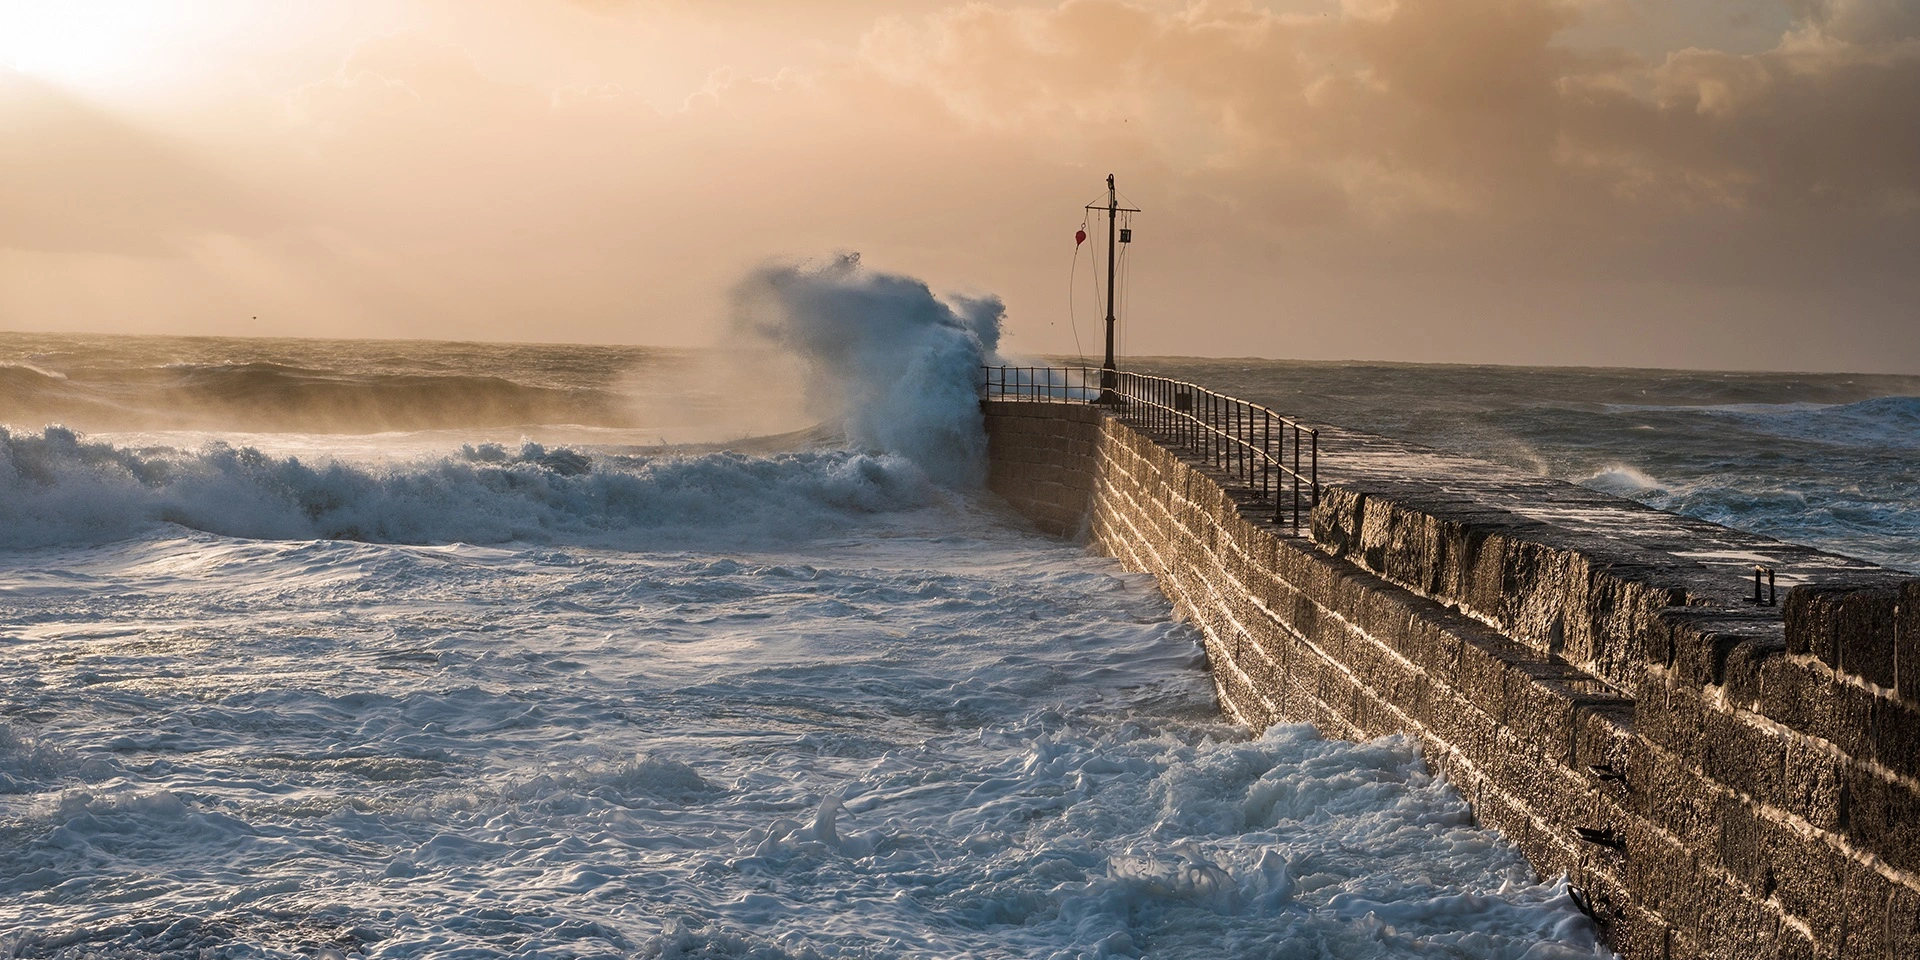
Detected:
left=983, top=398, right=1920, bottom=960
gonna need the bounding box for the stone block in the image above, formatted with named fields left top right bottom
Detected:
left=1755, top=653, right=1822, bottom=736
left=1841, top=768, right=1920, bottom=877
left=1720, top=638, right=1784, bottom=711
left=1712, top=794, right=1776, bottom=898
left=1686, top=872, right=1784, bottom=960
left=1627, top=817, right=1707, bottom=930
left=1762, top=821, right=1851, bottom=952
left=1311, top=597, right=1354, bottom=665
left=1641, top=613, right=1682, bottom=674
left=1242, top=565, right=1279, bottom=618
left=1238, top=639, right=1281, bottom=696
left=1837, top=588, right=1902, bottom=691
left=1680, top=628, right=1748, bottom=690
left=1354, top=587, right=1407, bottom=651
left=1833, top=859, right=1899, bottom=959
left=1576, top=570, right=1671, bottom=694
left=1606, top=903, right=1676, bottom=960
left=1502, top=671, right=1581, bottom=767
left=1641, top=683, right=1707, bottom=764
left=1901, top=581, right=1920, bottom=706
left=1699, top=708, right=1788, bottom=809
left=1794, top=670, right=1877, bottom=764
left=1630, top=739, right=1722, bottom=847
left=1452, top=637, right=1525, bottom=725
left=1422, top=686, right=1495, bottom=762
left=1872, top=695, right=1920, bottom=782
left=1779, top=736, right=1848, bottom=833
left=1283, top=670, right=1325, bottom=728
left=1347, top=685, right=1400, bottom=739
left=1481, top=724, right=1556, bottom=815
left=1252, top=615, right=1301, bottom=673
left=1887, top=883, right=1920, bottom=957
left=1409, top=616, right=1470, bottom=688
left=1268, top=538, right=1313, bottom=590
left=1388, top=671, right=1433, bottom=731
left=1314, top=661, right=1362, bottom=727
left=1786, top=585, right=1900, bottom=687
left=1456, top=526, right=1505, bottom=616
left=1572, top=699, right=1636, bottom=785
left=1223, top=542, right=1253, bottom=596
left=1222, top=668, right=1275, bottom=731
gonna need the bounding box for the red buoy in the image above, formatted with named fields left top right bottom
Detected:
left=1075, top=229, right=1087, bottom=246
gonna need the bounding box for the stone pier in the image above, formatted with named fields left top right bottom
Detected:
left=984, top=398, right=1920, bottom=960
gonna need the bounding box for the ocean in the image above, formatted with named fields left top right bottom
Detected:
left=2, top=290, right=1912, bottom=957
left=1128, top=358, right=1920, bottom=575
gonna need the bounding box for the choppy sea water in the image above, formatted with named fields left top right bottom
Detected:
left=11, top=315, right=1911, bottom=957
left=0, top=498, right=1593, bottom=958
left=1131, top=358, right=1920, bottom=574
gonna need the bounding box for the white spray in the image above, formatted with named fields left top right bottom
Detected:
left=730, top=254, right=1003, bottom=487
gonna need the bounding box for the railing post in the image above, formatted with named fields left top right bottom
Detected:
left=1231, top=402, right=1240, bottom=483
left=1213, top=394, right=1221, bottom=469
left=1241, top=404, right=1250, bottom=486
left=1249, top=408, right=1256, bottom=488
left=1311, top=430, right=1319, bottom=507
left=1272, top=415, right=1283, bottom=523
left=1292, top=424, right=1302, bottom=533
left=1259, top=410, right=1268, bottom=502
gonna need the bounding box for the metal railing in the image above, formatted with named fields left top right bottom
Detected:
left=980, top=365, right=1319, bottom=532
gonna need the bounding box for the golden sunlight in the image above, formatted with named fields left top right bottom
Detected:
left=0, top=0, right=202, bottom=91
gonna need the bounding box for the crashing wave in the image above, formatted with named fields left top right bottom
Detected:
left=0, top=426, right=940, bottom=550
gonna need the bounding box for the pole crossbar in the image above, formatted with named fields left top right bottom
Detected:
left=978, top=364, right=1321, bottom=534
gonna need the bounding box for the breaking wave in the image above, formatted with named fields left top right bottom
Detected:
left=0, top=361, right=634, bottom=433
left=0, top=426, right=942, bottom=550
left=1578, top=464, right=1666, bottom=498
left=731, top=253, right=1005, bottom=487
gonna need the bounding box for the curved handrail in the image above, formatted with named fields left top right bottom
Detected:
left=979, top=365, right=1319, bottom=532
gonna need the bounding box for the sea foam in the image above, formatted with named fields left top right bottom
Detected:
left=0, top=426, right=941, bottom=550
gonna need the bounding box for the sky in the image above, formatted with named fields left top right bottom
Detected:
left=1, top=0, right=1916, bottom=372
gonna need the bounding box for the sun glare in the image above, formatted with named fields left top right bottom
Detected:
left=0, top=1, right=194, bottom=91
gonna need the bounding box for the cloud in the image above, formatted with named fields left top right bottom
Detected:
left=1789, top=0, right=1920, bottom=43
left=1, top=1, right=1914, bottom=370
left=859, top=0, right=1920, bottom=222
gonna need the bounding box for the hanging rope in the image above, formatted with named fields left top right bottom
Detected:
left=1086, top=224, right=1104, bottom=349
left=1067, top=214, right=1090, bottom=367
left=1115, top=210, right=1132, bottom=368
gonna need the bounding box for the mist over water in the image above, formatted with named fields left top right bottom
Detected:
left=0, top=335, right=661, bottom=435
left=17, top=322, right=1911, bottom=956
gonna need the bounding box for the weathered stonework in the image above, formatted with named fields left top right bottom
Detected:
left=984, top=398, right=1920, bottom=960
